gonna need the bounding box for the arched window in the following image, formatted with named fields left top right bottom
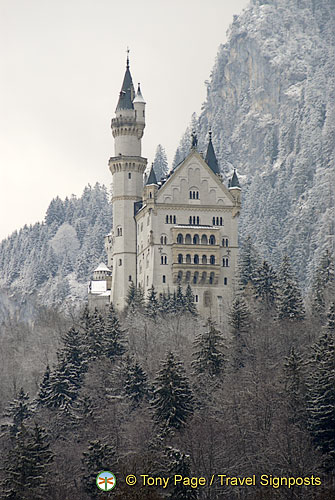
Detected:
left=186, top=271, right=191, bottom=282
left=220, top=217, right=223, bottom=225
left=222, top=258, right=225, bottom=267
left=210, top=255, right=215, bottom=265
left=166, top=215, right=169, bottom=223
left=119, top=259, right=122, bottom=266
left=161, top=236, right=164, bottom=244
left=201, top=271, right=207, bottom=282
left=169, top=215, right=173, bottom=224
left=209, top=235, right=216, bottom=245
left=186, top=254, right=191, bottom=263
left=194, top=254, right=199, bottom=264
left=185, top=234, right=192, bottom=244
left=189, top=191, right=192, bottom=199
left=163, top=275, right=166, bottom=283
left=202, top=255, right=207, bottom=264
left=196, top=191, right=199, bottom=199
left=117, top=226, right=122, bottom=236
left=164, top=256, right=168, bottom=265
left=216, top=217, right=219, bottom=225
left=193, top=272, right=199, bottom=284
left=209, top=272, right=215, bottom=284
left=224, top=277, right=228, bottom=285
left=177, top=271, right=183, bottom=282
left=197, top=216, right=200, bottom=225
left=178, top=254, right=183, bottom=264
left=201, top=234, right=208, bottom=245
left=173, top=215, right=176, bottom=224
left=212, top=217, right=216, bottom=225
left=225, top=238, right=229, bottom=247
left=193, top=234, right=199, bottom=245
left=177, top=233, right=183, bottom=244
left=225, top=258, right=229, bottom=267
left=189, top=216, right=192, bottom=225
left=161, top=256, right=164, bottom=265
left=149, top=192, right=152, bottom=198
left=128, top=172, right=131, bottom=179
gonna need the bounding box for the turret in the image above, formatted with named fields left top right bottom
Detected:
left=108, top=52, right=147, bottom=310
left=133, top=83, right=146, bottom=125
left=228, top=168, right=241, bottom=204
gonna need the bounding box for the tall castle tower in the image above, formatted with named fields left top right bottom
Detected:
left=108, top=54, right=147, bottom=309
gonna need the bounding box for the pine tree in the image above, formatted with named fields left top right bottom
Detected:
left=229, top=295, right=251, bottom=370
left=192, top=319, right=226, bottom=378
left=4, top=388, right=32, bottom=437
left=311, top=249, right=335, bottom=317
left=126, top=282, right=145, bottom=312
left=2, top=423, right=53, bottom=499
left=238, top=235, right=260, bottom=288
left=283, top=347, right=307, bottom=426
left=153, top=144, right=169, bottom=181
left=253, top=260, right=278, bottom=309
left=124, top=357, right=150, bottom=408
left=37, top=365, right=51, bottom=407
left=146, top=285, right=159, bottom=318
left=102, top=304, right=127, bottom=359
left=307, top=329, right=335, bottom=469
left=184, top=284, right=197, bottom=315
left=277, top=255, right=305, bottom=321
left=165, top=447, right=198, bottom=499
left=152, top=352, right=194, bottom=432
left=175, top=284, right=186, bottom=313
left=82, top=440, right=117, bottom=498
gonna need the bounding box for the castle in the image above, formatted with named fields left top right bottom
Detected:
left=89, top=55, right=241, bottom=322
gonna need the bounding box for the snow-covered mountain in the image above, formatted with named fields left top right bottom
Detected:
left=175, top=0, right=335, bottom=289
left=0, top=183, right=112, bottom=315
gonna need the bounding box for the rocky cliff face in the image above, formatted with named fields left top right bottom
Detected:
left=176, top=0, right=335, bottom=288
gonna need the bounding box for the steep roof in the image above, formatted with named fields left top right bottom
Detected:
left=146, top=164, right=158, bottom=185
left=94, top=262, right=110, bottom=272
left=133, top=83, right=145, bottom=104
left=115, top=59, right=135, bottom=111
left=230, top=169, right=241, bottom=188
left=205, top=132, right=220, bottom=175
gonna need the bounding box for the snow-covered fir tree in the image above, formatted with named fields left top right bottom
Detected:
left=152, top=144, right=169, bottom=181
left=253, top=260, right=278, bottom=309
left=152, top=352, right=194, bottom=432
left=4, top=388, right=32, bottom=438
left=192, top=319, right=226, bottom=378
left=124, top=357, right=150, bottom=408
left=277, top=255, right=305, bottom=321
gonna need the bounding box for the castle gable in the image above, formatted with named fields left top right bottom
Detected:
left=156, top=150, right=234, bottom=206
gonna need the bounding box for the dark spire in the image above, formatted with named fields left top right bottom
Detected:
left=146, top=163, right=158, bottom=185
left=205, top=130, right=220, bottom=175
left=230, top=168, right=241, bottom=188
left=115, top=50, right=135, bottom=112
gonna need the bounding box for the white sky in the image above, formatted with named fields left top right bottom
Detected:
left=0, top=0, right=248, bottom=241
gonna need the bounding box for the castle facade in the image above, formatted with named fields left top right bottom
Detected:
left=90, top=56, right=241, bottom=322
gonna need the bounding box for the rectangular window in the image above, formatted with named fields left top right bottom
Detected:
left=224, top=277, right=228, bottom=285
left=163, top=275, right=166, bottom=283
left=128, top=275, right=132, bottom=281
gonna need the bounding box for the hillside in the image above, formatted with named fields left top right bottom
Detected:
left=0, top=183, right=112, bottom=316
left=174, top=0, right=335, bottom=289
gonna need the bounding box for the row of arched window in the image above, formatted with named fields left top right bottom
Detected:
left=178, top=254, right=216, bottom=265
left=189, top=216, right=200, bottom=225
left=177, top=233, right=216, bottom=245
left=189, top=190, right=199, bottom=199
left=166, top=215, right=176, bottom=224
left=177, top=270, right=216, bottom=284
left=161, top=255, right=168, bottom=265
left=177, top=254, right=229, bottom=266
left=213, top=217, right=224, bottom=226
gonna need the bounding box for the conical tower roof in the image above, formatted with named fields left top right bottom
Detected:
left=205, top=131, right=220, bottom=175
left=146, top=164, right=158, bottom=185
left=230, top=168, right=241, bottom=188
left=115, top=55, right=135, bottom=112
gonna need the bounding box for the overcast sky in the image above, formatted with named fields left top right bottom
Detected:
left=0, top=0, right=249, bottom=241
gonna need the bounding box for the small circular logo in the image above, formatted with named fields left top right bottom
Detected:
left=96, top=471, right=116, bottom=491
